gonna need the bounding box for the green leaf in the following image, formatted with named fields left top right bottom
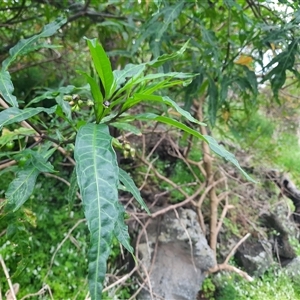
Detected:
left=207, top=77, right=218, bottom=127
left=200, top=25, right=218, bottom=53
left=26, top=90, right=55, bottom=107
left=263, top=40, right=298, bottom=100
left=147, top=40, right=190, bottom=67
left=110, top=122, right=142, bottom=136
left=113, top=66, right=195, bottom=100
left=134, top=72, right=196, bottom=84
left=74, top=123, right=119, bottom=299
left=128, top=94, right=206, bottom=126
left=135, top=112, right=254, bottom=182
left=224, top=0, right=242, bottom=10
left=0, top=127, right=35, bottom=146
left=68, top=168, right=78, bottom=210
left=55, top=95, right=72, bottom=121
left=2, top=17, right=67, bottom=70
left=26, top=85, right=76, bottom=107
left=244, top=68, right=258, bottom=97
left=85, top=38, right=115, bottom=98
left=119, top=168, right=150, bottom=214
left=0, top=106, right=56, bottom=130
left=142, top=79, right=192, bottom=95
left=79, top=71, right=104, bottom=123
left=113, top=202, right=134, bottom=253
left=6, top=167, right=40, bottom=212
left=100, top=111, right=119, bottom=124
left=0, top=70, right=18, bottom=107
left=6, top=146, right=55, bottom=211
left=203, top=135, right=256, bottom=182
left=132, top=15, right=161, bottom=54
left=136, top=113, right=207, bottom=141
left=156, top=1, right=185, bottom=41
left=161, top=95, right=204, bottom=125
left=113, top=64, right=146, bottom=89
left=29, top=151, right=55, bottom=173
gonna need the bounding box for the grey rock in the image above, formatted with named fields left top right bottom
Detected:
left=137, top=208, right=215, bottom=300
left=284, top=257, right=300, bottom=278
left=235, top=240, right=273, bottom=276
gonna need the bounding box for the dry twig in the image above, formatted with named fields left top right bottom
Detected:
left=0, top=255, right=16, bottom=300
left=209, top=233, right=253, bottom=281
left=20, top=284, right=53, bottom=300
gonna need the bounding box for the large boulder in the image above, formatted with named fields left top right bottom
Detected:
left=137, top=208, right=215, bottom=300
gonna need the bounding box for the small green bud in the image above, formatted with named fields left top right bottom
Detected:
left=123, top=149, right=129, bottom=159
left=6, top=141, right=15, bottom=150
left=71, top=104, right=80, bottom=112
left=123, top=143, right=131, bottom=151
left=18, top=156, right=29, bottom=167
left=87, top=99, right=94, bottom=107
left=130, top=148, right=136, bottom=158
left=72, top=94, right=80, bottom=101
left=63, top=95, right=73, bottom=101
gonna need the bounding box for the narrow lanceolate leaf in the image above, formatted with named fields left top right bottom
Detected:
left=0, top=106, right=56, bottom=130
left=128, top=94, right=205, bottom=126
left=2, top=17, right=67, bottom=70
left=0, top=70, right=18, bottom=107
left=133, top=72, right=196, bottom=84
left=263, top=40, right=297, bottom=100
left=135, top=113, right=207, bottom=141
left=119, top=168, right=150, bottom=214
left=135, top=112, right=254, bottom=182
left=113, top=63, right=146, bottom=89
left=110, top=122, right=142, bottom=136
left=162, top=96, right=204, bottom=125
left=85, top=38, right=115, bottom=98
left=156, top=1, right=185, bottom=41
left=78, top=71, right=104, bottom=123
left=203, top=135, right=256, bottom=183
left=74, top=123, right=119, bottom=300
left=147, top=40, right=189, bottom=67
left=114, top=202, right=133, bottom=253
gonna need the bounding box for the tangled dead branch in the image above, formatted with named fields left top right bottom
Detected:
left=195, top=97, right=253, bottom=281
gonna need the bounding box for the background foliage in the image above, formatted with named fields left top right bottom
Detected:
left=1, top=0, right=300, bottom=299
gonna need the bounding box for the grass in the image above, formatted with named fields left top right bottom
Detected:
left=202, top=268, right=300, bottom=300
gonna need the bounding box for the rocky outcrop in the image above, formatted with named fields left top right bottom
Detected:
left=137, top=208, right=215, bottom=300
left=267, top=170, right=300, bottom=226
left=232, top=170, right=300, bottom=275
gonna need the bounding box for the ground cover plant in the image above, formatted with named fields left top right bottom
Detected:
left=200, top=269, right=300, bottom=300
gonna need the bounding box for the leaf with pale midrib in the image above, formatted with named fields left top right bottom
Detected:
left=74, top=123, right=119, bottom=299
